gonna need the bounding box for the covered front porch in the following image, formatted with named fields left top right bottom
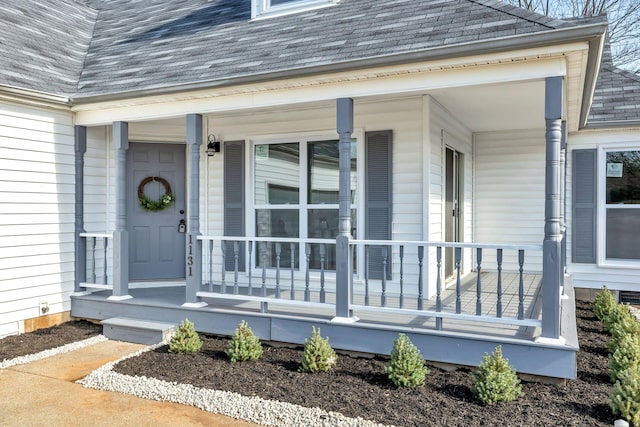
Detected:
left=71, top=59, right=577, bottom=378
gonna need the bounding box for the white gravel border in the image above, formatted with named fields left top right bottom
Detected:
left=0, top=335, right=107, bottom=369
left=78, top=343, right=392, bottom=427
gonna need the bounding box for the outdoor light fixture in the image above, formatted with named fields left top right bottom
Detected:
left=206, top=134, right=221, bottom=156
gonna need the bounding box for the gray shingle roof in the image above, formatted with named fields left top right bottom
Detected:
left=75, top=0, right=574, bottom=98
left=0, top=0, right=617, bottom=120
left=587, top=46, right=640, bottom=126
left=0, top=0, right=97, bottom=96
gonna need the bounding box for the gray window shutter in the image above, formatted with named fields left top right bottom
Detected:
left=572, top=149, right=597, bottom=263
left=224, top=141, right=245, bottom=271
left=365, top=130, right=392, bottom=280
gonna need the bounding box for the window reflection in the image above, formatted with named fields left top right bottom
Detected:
left=606, top=151, right=640, bottom=204
left=254, top=143, right=299, bottom=205
left=308, top=140, right=356, bottom=204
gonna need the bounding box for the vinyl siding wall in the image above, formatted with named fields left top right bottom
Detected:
left=474, top=129, right=545, bottom=272
left=0, top=101, right=75, bottom=338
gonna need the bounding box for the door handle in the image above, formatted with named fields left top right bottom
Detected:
left=178, top=219, right=186, bottom=233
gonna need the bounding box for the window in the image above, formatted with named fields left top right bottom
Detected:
left=252, top=0, right=339, bottom=19
left=604, top=149, right=640, bottom=261
left=253, top=137, right=357, bottom=270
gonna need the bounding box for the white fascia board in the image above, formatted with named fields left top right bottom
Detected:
left=0, top=85, right=71, bottom=111
left=73, top=49, right=575, bottom=126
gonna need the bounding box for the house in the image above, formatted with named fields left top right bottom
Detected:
left=1, top=0, right=638, bottom=379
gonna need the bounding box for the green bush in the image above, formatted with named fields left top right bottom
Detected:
left=226, top=320, right=263, bottom=362
left=610, top=334, right=640, bottom=383
left=471, top=346, right=523, bottom=405
left=604, top=303, right=629, bottom=333
left=608, top=309, right=640, bottom=353
left=300, top=326, right=337, bottom=373
left=593, top=286, right=617, bottom=321
left=385, top=333, right=429, bottom=388
left=168, top=318, right=202, bottom=354
left=610, top=364, right=640, bottom=425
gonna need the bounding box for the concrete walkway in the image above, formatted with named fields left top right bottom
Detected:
left=0, top=340, right=260, bottom=427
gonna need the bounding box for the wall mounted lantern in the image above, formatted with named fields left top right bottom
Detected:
left=207, top=134, right=221, bottom=156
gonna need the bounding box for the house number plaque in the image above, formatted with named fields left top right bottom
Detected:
left=187, top=234, right=193, bottom=277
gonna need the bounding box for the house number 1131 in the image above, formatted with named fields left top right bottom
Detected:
left=187, top=234, right=193, bottom=277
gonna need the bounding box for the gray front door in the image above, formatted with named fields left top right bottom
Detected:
left=128, top=143, right=186, bottom=280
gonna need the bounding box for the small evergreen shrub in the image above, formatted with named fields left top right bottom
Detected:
left=604, top=303, right=631, bottom=333
left=610, top=364, right=640, bottom=426
left=607, top=309, right=640, bottom=353
left=385, top=333, right=429, bottom=388
left=610, top=334, right=640, bottom=383
left=168, top=318, right=202, bottom=354
left=300, top=326, right=337, bottom=373
left=593, top=286, right=617, bottom=321
left=226, top=320, right=263, bottom=362
left=471, top=346, right=523, bottom=405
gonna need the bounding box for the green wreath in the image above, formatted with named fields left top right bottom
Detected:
left=138, top=176, right=175, bottom=212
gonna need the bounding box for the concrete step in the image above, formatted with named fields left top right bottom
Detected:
left=101, top=317, right=177, bottom=345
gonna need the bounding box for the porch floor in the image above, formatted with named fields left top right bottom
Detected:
left=76, top=271, right=542, bottom=340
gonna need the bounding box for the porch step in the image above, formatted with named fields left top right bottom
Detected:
left=101, top=317, right=177, bottom=345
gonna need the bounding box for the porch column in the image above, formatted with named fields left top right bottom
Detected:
left=183, top=113, right=206, bottom=307
left=110, top=121, right=132, bottom=300
left=540, top=77, right=563, bottom=340
left=74, top=126, right=87, bottom=294
left=333, top=98, right=357, bottom=322
left=560, top=121, right=567, bottom=290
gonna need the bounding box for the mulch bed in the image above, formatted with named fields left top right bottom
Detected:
left=0, top=302, right=615, bottom=426
left=0, top=320, right=101, bottom=361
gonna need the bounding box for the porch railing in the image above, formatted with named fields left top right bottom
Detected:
left=197, top=236, right=336, bottom=313
left=196, top=235, right=543, bottom=330
left=349, top=240, right=543, bottom=330
left=78, top=232, right=113, bottom=290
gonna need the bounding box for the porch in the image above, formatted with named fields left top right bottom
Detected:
left=71, top=77, right=575, bottom=378
left=72, top=235, right=578, bottom=379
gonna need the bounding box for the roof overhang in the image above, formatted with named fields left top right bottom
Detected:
left=70, top=21, right=608, bottom=111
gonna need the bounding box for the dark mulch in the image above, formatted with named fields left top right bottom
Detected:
left=0, top=303, right=614, bottom=426
left=0, top=320, right=102, bottom=361
left=113, top=300, right=614, bottom=426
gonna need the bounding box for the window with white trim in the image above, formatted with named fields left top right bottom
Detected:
left=604, top=149, right=640, bottom=261
left=252, top=0, right=339, bottom=19
left=253, top=137, right=357, bottom=270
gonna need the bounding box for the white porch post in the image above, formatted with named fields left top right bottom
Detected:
left=183, top=113, right=206, bottom=307
left=333, top=98, right=357, bottom=323
left=74, top=126, right=87, bottom=294
left=541, top=76, right=563, bottom=340
left=110, top=121, right=132, bottom=300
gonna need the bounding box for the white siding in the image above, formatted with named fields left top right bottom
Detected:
left=0, top=101, right=75, bottom=337
left=474, top=129, right=544, bottom=272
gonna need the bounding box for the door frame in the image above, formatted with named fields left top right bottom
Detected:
left=444, top=145, right=463, bottom=278
left=127, top=141, right=187, bottom=281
